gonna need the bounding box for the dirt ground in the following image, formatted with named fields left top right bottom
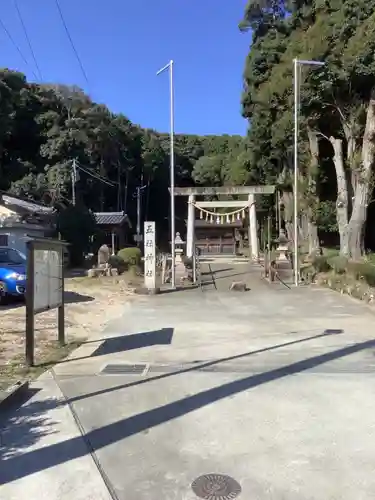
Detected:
left=0, top=272, right=141, bottom=389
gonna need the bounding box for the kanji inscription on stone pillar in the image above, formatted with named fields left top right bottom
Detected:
left=144, top=221, right=156, bottom=290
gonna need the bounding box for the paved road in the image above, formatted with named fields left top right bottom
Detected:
left=1, top=262, right=375, bottom=499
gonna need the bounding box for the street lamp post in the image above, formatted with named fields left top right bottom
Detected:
left=293, top=58, right=324, bottom=287
left=157, top=60, right=176, bottom=289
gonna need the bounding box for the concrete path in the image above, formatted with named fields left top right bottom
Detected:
left=1, top=262, right=375, bottom=499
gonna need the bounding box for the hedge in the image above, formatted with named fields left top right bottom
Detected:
left=310, top=255, right=375, bottom=288
left=117, top=247, right=142, bottom=266
left=108, top=254, right=127, bottom=274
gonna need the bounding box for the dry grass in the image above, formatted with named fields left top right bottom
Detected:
left=0, top=271, right=140, bottom=390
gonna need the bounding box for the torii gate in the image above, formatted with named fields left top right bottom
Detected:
left=171, top=185, right=275, bottom=260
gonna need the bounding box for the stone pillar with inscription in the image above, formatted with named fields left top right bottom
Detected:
left=186, top=194, right=195, bottom=258
left=144, top=221, right=157, bottom=293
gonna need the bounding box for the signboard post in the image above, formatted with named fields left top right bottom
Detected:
left=144, top=221, right=156, bottom=292
left=25, top=238, right=68, bottom=366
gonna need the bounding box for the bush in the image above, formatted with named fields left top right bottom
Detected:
left=327, top=255, right=348, bottom=274
left=300, top=264, right=316, bottom=283
left=312, top=255, right=331, bottom=273
left=347, top=262, right=375, bottom=287
left=117, top=247, right=142, bottom=266
left=108, top=254, right=127, bottom=274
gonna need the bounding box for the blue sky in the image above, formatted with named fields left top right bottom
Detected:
left=0, top=0, right=250, bottom=136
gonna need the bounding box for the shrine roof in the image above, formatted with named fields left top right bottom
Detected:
left=94, top=211, right=131, bottom=227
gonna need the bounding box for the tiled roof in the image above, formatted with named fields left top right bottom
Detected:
left=94, top=211, right=129, bottom=226
left=1, top=193, right=55, bottom=214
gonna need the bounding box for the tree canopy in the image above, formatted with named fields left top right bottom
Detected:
left=2, top=0, right=375, bottom=261
left=0, top=69, right=251, bottom=252
left=240, top=0, right=375, bottom=258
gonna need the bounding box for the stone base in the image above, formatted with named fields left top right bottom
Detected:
left=87, top=267, right=118, bottom=278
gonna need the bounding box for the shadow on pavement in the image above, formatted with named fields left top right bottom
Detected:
left=1, top=330, right=373, bottom=486
left=0, top=392, right=58, bottom=461
left=92, top=328, right=174, bottom=357
left=64, top=291, right=95, bottom=304
left=67, top=329, right=343, bottom=403
left=49, top=328, right=175, bottom=365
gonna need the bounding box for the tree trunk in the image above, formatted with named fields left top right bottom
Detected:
left=329, top=136, right=350, bottom=256
left=307, top=127, right=320, bottom=253
left=308, top=222, right=319, bottom=254
left=347, top=98, right=375, bottom=260
left=281, top=191, right=294, bottom=244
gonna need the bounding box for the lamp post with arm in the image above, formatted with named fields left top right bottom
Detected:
left=156, top=60, right=176, bottom=289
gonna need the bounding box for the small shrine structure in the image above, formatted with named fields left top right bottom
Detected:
left=171, top=185, right=275, bottom=260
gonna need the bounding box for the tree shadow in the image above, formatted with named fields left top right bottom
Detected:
left=0, top=390, right=59, bottom=461
left=0, top=334, right=374, bottom=485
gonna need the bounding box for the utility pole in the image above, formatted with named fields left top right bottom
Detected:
left=136, top=186, right=141, bottom=247
left=134, top=178, right=146, bottom=247
left=71, top=158, right=77, bottom=206
left=156, top=59, right=176, bottom=289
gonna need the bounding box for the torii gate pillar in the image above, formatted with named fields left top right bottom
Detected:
left=248, top=194, right=259, bottom=260
left=186, top=194, right=195, bottom=258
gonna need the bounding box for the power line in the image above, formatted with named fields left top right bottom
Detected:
left=54, top=0, right=90, bottom=87
left=77, top=163, right=116, bottom=186
left=75, top=162, right=116, bottom=187
left=13, top=0, right=43, bottom=81
left=0, top=14, right=38, bottom=80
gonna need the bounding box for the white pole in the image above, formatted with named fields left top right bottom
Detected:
left=156, top=60, right=176, bottom=289
left=293, top=58, right=299, bottom=287
left=169, top=60, right=176, bottom=289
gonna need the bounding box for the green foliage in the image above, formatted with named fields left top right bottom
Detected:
left=327, top=255, right=348, bottom=274
left=347, top=261, right=375, bottom=286
left=240, top=0, right=375, bottom=252
left=0, top=69, right=247, bottom=247
left=311, top=255, right=331, bottom=273
left=315, top=201, right=338, bottom=233
left=56, top=204, right=98, bottom=266
left=117, top=247, right=142, bottom=266
left=108, top=254, right=127, bottom=274
left=311, top=252, right=375, bottom=288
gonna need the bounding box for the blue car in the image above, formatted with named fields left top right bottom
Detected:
left=0, top=247, right=27, bottom=304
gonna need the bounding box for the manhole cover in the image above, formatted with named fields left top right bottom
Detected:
left=101, top=363, right=147, bottom=375
left=191, top=474, right=241, bottom=499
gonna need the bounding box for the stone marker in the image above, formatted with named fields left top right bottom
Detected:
left=144, top=221, right=156, bottom=291
left=98, top=244, right=110, bottom=268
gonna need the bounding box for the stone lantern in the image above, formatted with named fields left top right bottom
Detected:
left=275, top=229, right=289, bottom=261
left=174, top=232, right=187, bottom=282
